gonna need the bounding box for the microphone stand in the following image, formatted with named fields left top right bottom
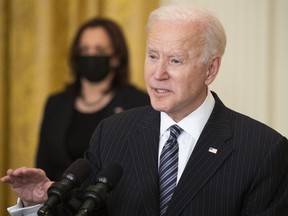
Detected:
left=38, top=182, right=69, bottom=216
left=74, top=184, right=107, bottom=216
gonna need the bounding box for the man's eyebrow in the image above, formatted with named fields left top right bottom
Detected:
left=146, top=47, right=157, bottom=52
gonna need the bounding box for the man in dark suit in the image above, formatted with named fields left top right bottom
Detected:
left=2, top=3, right=288, bottom=216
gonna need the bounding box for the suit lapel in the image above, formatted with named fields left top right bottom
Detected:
left=127, top=108, right=161, bottom=216
left=166, top=92, right=234, bottom=216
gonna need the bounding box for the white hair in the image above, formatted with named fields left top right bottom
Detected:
left=147, top=4, right=227, bottom=63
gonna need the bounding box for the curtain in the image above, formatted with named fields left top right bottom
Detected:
left=0, top=0, right=159, bottom=213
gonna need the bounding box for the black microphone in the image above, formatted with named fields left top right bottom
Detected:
left=37, top=159, right=92, bottom=216
left=75, top=162, right=123, bottom=216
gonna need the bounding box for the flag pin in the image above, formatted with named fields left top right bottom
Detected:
left=209, top=147, right=218, bottom=154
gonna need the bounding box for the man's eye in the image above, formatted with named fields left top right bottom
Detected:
left=149, top=55, right=157, bottom=60
left=171, top=59, right=181, bottom=64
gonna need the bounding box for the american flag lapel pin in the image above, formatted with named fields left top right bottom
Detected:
left=209, top=147, right=218, bottom=154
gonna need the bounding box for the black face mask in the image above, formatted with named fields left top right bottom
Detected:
left=75, top=56, right=111, bottom=82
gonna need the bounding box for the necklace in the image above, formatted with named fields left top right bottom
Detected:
left=79, top=94, right=106, bottom=107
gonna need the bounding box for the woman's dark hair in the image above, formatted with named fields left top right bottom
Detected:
left=69, top=18, right=129, bottom=92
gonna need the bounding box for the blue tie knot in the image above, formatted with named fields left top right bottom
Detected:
left=169, top=124, right=183, bottom=141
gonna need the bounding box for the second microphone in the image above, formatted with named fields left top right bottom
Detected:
left=75, top=162, right=123, bottom=216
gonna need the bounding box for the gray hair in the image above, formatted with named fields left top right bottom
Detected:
left=147, top=4, right=227, bottom=64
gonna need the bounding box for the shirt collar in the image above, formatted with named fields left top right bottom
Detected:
left=160, top=90, right=215, bottom=140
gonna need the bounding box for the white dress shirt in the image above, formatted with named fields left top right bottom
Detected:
left=158, top=91, right=215, bottom=183
left=7, top=198, right=41, bottom=216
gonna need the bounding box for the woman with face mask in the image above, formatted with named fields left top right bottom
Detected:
left=35, top=18, right=150, bottom=181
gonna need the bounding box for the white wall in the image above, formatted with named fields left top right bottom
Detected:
left=161, top=0, right=288, bottom=136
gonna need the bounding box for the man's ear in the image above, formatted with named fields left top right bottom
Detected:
left=205, top=56, right=221, bottom=85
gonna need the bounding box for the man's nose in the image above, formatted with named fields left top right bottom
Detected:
left=154, top=60, right=169, bottom=80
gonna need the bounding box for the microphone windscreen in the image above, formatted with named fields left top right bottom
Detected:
left=62, top=159, right=92, bottom=186
left=96, top=163, right=123, bottom=190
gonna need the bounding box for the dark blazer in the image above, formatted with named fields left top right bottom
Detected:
left=83, top=91, right=288, bottom=216
left=36, top=84, right=150, bottom=180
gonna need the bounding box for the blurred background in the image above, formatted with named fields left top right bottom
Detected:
left=0, top=0, right=287, bottom=214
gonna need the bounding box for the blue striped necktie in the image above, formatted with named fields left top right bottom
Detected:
left=159, top=124, right=183, bottom=216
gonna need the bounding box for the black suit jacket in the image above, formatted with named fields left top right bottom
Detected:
left=81, top=91, right=288, bottom=216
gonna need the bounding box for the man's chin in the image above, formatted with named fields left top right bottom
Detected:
left=150, top=103, right=167, bottom=113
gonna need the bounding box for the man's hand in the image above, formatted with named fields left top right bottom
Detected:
left=1, top=167, right=53, bottom=207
